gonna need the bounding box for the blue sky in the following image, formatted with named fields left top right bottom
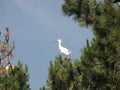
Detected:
left=0, top=0, right=93, bottom=90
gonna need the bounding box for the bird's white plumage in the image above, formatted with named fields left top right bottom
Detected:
left=5, top=63, right=14, bottom=72
left=56, top=39, right=72, bottom=56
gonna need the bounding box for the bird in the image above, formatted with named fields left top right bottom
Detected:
left=5, top=61, right=14, bottom=73
left=55, top=39, right=72, bottom=57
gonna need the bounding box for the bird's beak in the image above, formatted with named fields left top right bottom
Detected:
left=54, top=41, right=57, bottom=43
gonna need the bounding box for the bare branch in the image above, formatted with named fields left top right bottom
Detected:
left=0, top=28, right=15, bottom=66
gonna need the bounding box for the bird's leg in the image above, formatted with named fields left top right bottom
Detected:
left=62, top=53, right=64, bottom=58
left=62, top=54, right=67, bottom=60
left=65, top=55, right=67, bottom=60
left=69, top=54, right=72, bottom=61
left=70, top=54, right=72, bottom=59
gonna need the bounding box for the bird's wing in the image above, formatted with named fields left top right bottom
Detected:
left=60, top=47, right=71, bottom=55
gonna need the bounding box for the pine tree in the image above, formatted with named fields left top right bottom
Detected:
left=41, top=0, right=120, bottom=90
left=62, top=0, right=120, bottom=89
left=0, top=61, right=30, bottom=90
left=47, top=55, right=81, bottom=90
left=0, top=28, right=31, bottom=90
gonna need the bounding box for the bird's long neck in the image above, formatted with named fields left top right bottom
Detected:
left=58, top=42, right=62, bottom=49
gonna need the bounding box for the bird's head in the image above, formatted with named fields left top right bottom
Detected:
left=55, top=39, right=62, bottom=43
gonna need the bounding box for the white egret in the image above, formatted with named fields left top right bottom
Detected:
left=55, top=39, right=72, bottom=57
left=5, top=62, right=14, bottom=73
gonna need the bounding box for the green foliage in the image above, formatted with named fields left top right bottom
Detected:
left=47, top=55, right=81, bottom=90
left=61, top=0, right=120, bottom=90
left=0, top=61, right=31, bottom=90
left=40, top=86, right=46, bottom=90
left=62, top=0, right=120, bottom=27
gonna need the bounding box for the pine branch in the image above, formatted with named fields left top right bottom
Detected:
left=116, top=3, right=120, bottom=8
left=113, top=0, right=120, bottom=3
